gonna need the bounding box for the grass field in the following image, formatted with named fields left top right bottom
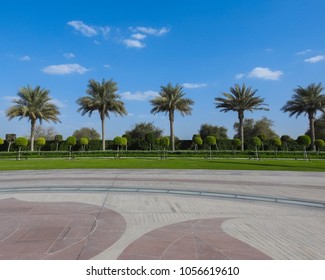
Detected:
left=0, top=157, right=324, bottom=172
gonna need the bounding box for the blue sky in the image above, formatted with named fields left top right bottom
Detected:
left=1, top=0, right=325, bottom=140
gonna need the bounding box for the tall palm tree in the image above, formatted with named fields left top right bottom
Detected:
left=215, top=83, right=268, bottom=151
left=76, top=79, right=127, bottom=151
left=281, top=83, right=325, bottom=151
left=150, top=83, right=194, bottom=151
left=6, top=85, right=60, bottom=151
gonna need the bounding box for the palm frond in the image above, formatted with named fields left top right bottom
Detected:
left=281, top=83, right=325, bottom=118
left=215, top=83, right=268, bottom=113
left=150, top=83, right=193, bottom=116
left=6, top=85, right=61, bottom=123
left=77, top=79, right=127, bottom=118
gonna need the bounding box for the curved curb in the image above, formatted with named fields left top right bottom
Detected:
left=1, top=185, right=324, bottom=209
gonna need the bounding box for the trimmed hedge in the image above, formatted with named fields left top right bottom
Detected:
left=1, top=149, right=324, bottom=159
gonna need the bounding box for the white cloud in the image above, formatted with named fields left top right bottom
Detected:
left=2, top=96, right=16, bottom=105
left=123, top=39, right=145, bottom=48
left=134, top=26, right=169, bottom=36
left=296, top=49, right=312, bottom=55
left=51, top=98, right=66, bottom=108
left=99, top=26, right=111, bottom=38
left=67, top=21, right=98, bottom=37
left=103, top=64, right=110, bottom=68
left=121, top=90, right=159, bottom=101
left=19, top=55, right=31, bottom=61
left=63, top=52, right=75, bottom=59
left=235, top=73, right=245, bottom=80
left=248, top=67, right=283, bottom=80
left=131, top=33, right=147, bottom=40
left=42, top=64, right=89, bottom=75
left=304, top=55, right=325, bottom=63
left=182, top=83, right=207, bottom=89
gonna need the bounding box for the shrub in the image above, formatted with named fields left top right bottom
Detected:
left=205, top=136, right=216, bottom=146
left=5, top=134, right=16, bottom=152
left=66, top=136, right=77, bottom=147
left=297, top=135, right=311, bottom=147
left=251, top=137, right=262, bottom=148
left=160, top=137, right=170, bottom=148
left=54, top=134, right=63, bottom=151
left=192, top=134, right=203, bottom=150
left=114, top=136, right=123, bottom=146
left=66, top=136, right=77, bottom=159
left=315, top=139, right=325, bottom=153
left=121, top=137, right=128, bottom=148
left=15, top=137, right=29, bottom=148
left=36, top=137, right=46, bottom=150
left=271, top=137, right=282, bottom=149
left=297, top=135, right=311, bottom=160
left=232, top=138, right=241, bottom=150
left=15, top=137, right=29, bottom=160
left=80, top=137, right=89, bottom=151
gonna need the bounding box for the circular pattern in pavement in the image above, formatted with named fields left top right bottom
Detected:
left=0, top=198, right=126, bottom=260
left=118, top=218, right=271, bottom=260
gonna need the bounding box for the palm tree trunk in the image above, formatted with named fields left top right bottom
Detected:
left=30, top=119, right=36, bottom=151
left=238, top=111, right=244, bottom=151
left=169, top=111, right=175, bottom=151
left=101, top=114, right=105, bottom=151
left=309, top=113, right=316, bottom=151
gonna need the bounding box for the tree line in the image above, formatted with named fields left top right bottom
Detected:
left=2, top=79, right=325, bottom=152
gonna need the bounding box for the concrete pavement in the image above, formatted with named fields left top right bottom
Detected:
left=0, top=169, right=324, bottom=259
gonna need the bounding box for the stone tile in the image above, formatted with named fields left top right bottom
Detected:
left=0, top=199, right=126, bottom=260
left=118, top=218, right=272, bottom=260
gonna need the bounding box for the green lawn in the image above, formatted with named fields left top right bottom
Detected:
left=0, top=157, right=324, bottom=172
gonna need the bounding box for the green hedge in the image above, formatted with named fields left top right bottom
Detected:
left=1, top=149, right=324, bottom=159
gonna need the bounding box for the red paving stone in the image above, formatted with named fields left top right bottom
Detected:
left=0, top=198, right=126, bottom=260
left=118, top=218, right=272, bottom=260
left=0, top=198, right=272, bottom=260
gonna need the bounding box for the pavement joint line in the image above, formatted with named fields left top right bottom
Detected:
left=1, top=185, right=324, bottom=209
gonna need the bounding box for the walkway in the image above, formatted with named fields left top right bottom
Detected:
left=0, top=169, right=324, bottom=259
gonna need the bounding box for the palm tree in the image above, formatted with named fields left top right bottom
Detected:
left=6, top=85, right=60, bottom=151
left=76, top=79, right=127, bottom=151
left=215, top=84, right=268, bottom=151
left=281, top=83, right=325, bottom=151
left=150, top=83, right=194, bottom=151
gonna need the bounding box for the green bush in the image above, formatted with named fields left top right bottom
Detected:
left=315, top=139, right=324, bottom=147
left=315, top=139, right=325, bottom=153
left=160, top=137, right=170, bottom=148
left=79, top=137, right=89, bottom=151
left=15, top=137, right=29, bottom=148
left=67, top=136, right=77, bottom=146
left=205, top=136, right=216, bottom=146
left=297, top=135, right=311, bottom=147
left=36, top=137, right=46, bottom=151
left=193, top=135, right=203, bottom=144
left=251, top=137, right=262, bottom=148
left=232, top=138, right=241, bottom=150
left=271, top=137, right=282, bottom=147
left=121, top=137, right=127, bottom=147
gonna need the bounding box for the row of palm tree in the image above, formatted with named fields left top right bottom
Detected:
left=5, top=80, right=325, bottom=152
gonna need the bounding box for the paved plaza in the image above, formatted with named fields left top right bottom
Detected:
left=0, top=169, right=324, bottom=260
